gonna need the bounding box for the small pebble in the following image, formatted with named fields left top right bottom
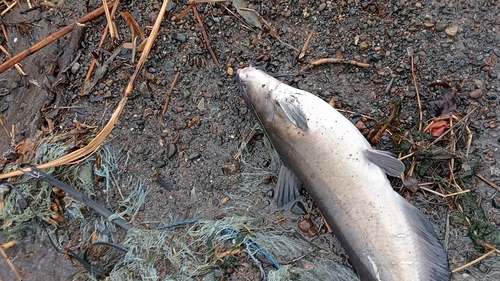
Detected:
left=435, top=22, right=447, bottom=32
left=197, top=97, right=205, bottom=111
left=71, top=62, right=80, bottom=74
left=423, top=22, right=435, bottom=29
left=469, top=88, right=483, bottom=99
left=445, top=25, right=459, bottom=37
left=188, top=152, right=201, bottom=160
left=221, top=162, right=240, bottom=175
left=318, top=3, right=326, bottom=11
left=154, top=160, right=166, bottom=168
left=359, top=42, right=369, bottom=50
left=166, top=143, right=177, bottom=159
left=173, top=33, right=186, bottom=42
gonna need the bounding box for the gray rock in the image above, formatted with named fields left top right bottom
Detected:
left=173, top=33, right=186, bottom=42
left=166, top=143, right=177, bottom=159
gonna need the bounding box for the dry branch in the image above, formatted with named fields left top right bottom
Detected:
left=298, top=31, right=313, bottom=60
left=102, top=0, right=118, bottom=39
left=0, top=1, right=116, bottom=74
left=476, top=173, right=500, bottom=192
left=0, top=0, right=172, bottom=180
left=300, top=58, right=371, bottom=72
left=410, top=53, right=423, bottom=131
left=0, top=45, right=26, bottom=75
left=370, top=98, right=401, bottom=144
left=161, top=69, right=181, bottom=120
left=0, top=244, right=22, bottom=281
left=84, top=0, right=120, bottom=82
left=452, top=249, right=497, bottom=273
left=192, top=4, right=221, bottom=67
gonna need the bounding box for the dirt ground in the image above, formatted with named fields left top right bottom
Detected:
left=1, top=0, right=500, bottom=280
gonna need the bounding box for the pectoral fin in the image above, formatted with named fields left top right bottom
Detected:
left=364, top=149, right=405, bottom=176
left=275, top=165, right=302, bottom=208
left=275, top=96, right=308, bottom=131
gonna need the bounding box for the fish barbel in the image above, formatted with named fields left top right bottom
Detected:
left=237, top=66, right=451, bottom=281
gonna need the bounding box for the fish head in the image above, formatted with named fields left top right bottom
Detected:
left=236, top=66, right=281, bottom=117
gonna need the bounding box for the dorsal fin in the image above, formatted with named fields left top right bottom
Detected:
left=364, top=149, right=405, bottom=176
left=275, top=96, right=308, bottom=131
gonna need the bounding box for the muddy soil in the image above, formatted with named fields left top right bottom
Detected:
left=1, top=0, right=500, bottom=280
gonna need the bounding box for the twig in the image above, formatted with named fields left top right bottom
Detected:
left=0, top=0, right=16, bottom=16
left=177, top=1, right=195, bottom=21
left=0, top=244, right=23, bottom=281
left=160, top=69, right=181, bottom=122
left=300, top=58, right=371, bottom=73
left=448, top=118, right=462, bottom=192
left=318, top=210, right=333, bottom=233
left=102, top=156, right=124, bottom=200
left=0, top=240, right=16, bottom=250
left=221, top=4, right=255, bottom=33
left=476, top=173, right=500, bottom=192
left=125, top=0, right=171, bottom=96
left=102, top=0, right=118, bottom=39
left=399, top=151, right=415, bottom=161
left=85, top=0, right=120, bottom=82
left=370, top=98, right=401, bottom=144
left=131, top=35, right=138, bottom=63
left=465, top=125, right=472, bottom=157
left=419, top=186, right=470, bottom=198
left=192, top=4, right=221, bottom=67
left=482, top=242, right=500, bottom=254
left=0, top=45, right=26, bottom=75
left=410, top=53, right=423, bottom=131
left=280, top=250, right=316, bottom=265
left=121, top=11, right=145, bottom=40
left=452, top=249, right=496, bottom=273
left=0, top=0, right=116, bottom=74
left=1, top=23, right=8, bottom=42
left=0, top=117, right=11, bottom=140
left=297, top=31, right=313, bottom=60
left=336, top=109, right=376, bottom=120
left=0, top=0, right=171, bottom=180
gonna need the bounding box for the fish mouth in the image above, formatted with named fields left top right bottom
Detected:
left=236, top=66, right=253, bottom=81
left=235, top=68, right=255, bottom=111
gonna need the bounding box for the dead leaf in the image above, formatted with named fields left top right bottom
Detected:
left=426, top=120, right=450, bottom=137
left=427, top=82, right=457, bottom=117
left=233, top=0, right=262, bottom=29
left=403, top=176, right=419, bottom=193
left=15, top=137, right=36, bottom=155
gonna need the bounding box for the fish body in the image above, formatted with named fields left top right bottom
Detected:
left=237, top=66, right=451, bottom=281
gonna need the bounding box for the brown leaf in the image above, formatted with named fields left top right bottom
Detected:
left=15, top=137, right=36, bottom=155
left=427, top=82, right=457, bottom=117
